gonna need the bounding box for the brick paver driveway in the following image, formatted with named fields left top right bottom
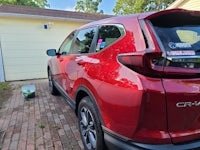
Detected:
left=0, top=79, right=84, bottom=150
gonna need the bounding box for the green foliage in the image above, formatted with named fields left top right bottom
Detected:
left=75, top=0, right=103, bottom=14
left=0, top=82, right=10, bottom=92
left=113, top=0, right=175, bottom=15
left=0, top=0, right=49, bottom=8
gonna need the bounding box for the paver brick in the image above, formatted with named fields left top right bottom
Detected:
left=17, top=140, right=26, bottom=150
left=0, top=79, right=83, bottom=150
left=9, top=140, right=18, bottom=150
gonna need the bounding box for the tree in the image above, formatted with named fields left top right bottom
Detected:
left=0, top=0, right=49, bottom=8
left=75, top=0, right=103, bottom=14
left=113, top=0, right=174, bottom=15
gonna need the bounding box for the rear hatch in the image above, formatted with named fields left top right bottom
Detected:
left=146, top=9, right=200, bottom=143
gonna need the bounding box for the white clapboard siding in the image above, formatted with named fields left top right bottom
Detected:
left=168, top=0, right=200, bottom=10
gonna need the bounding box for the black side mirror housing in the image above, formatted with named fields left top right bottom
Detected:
left=46, top=49, right=57, bottom=56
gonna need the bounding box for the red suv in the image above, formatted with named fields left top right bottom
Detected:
left=47, top=9, right=200, bottom=150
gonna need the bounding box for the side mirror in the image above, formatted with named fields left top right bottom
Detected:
left=46, top=49, right=57, bottom=56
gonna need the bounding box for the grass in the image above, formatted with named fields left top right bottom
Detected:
left=39, top=123, right=45, bottom=129
left=0, top=82, right=11, bottom=109
left=54, top=125, right=61, bottom=130
left=0, top=82, right=10, bottom=92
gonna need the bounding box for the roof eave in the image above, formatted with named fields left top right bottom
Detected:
left=0, top=12, right=93, bottom=22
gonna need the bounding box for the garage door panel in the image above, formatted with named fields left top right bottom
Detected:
left=5, top=64, right=46, bottom=73
left=4, top=63, right=48, bottom=81
left=6, top=71, right=47, bottom=81
left=3, top=57, right=48, bottom=65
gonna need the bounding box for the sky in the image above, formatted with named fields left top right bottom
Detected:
left=47, top=0, right=117, bottom=15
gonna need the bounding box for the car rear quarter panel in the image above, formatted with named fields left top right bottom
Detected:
left=134, top=75, right=170, bottom=144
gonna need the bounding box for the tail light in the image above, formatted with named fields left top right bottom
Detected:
left=118, top=51, right=164, bottom=78
left=118, top=52, right=200, bottom=78
left=163, top=57, right=200, bottom=78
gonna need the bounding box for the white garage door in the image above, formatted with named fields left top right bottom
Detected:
left=0, top=17, right=84, bottom=81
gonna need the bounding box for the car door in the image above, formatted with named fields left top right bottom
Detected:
left=60, top=27, right=98, bottom=99
left=55, top=31, right=75, bottom=87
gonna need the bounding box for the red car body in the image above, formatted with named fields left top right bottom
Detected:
left=47, top=9, right=200, bottom=150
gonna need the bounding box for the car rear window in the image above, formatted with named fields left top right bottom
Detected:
left=155, top=26, right=200, bottom=54
left=150, top=11, right=200, bottom=69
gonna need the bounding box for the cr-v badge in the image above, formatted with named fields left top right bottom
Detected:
left=176, top=101, right=200, bottom=108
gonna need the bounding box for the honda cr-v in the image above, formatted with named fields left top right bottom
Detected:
left=47, top=9, right=200, bottom=150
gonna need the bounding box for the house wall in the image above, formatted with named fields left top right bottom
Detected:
left=0, top=17, right=86, bottom=81
left=168, top=0, right=200, bottom=10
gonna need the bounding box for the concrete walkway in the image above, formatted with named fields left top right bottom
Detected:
left=0, top=79, right=84, bottom=150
